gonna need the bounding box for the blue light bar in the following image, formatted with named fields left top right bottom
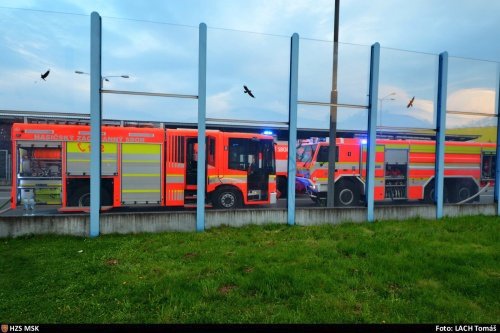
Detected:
left=262, top=130, right=273, bottom=136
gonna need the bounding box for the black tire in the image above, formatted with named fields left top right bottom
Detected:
left=69, top=187, right=111, bottom=207
left=334, top=180, right=360, bottom=207
left=212, top=187, right=242, bottom=209
left=450, top=181, right=476, bottom=203
left=423, top=181, right=449, bottom=203
left=423, top=182, right=435, bottom=204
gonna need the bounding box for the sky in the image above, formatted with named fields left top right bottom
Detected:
left=0, top=0, right=499, bottom=131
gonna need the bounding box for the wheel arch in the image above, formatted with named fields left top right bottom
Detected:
left=66, top=178, right=113, bottom=206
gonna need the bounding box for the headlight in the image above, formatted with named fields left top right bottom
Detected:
left=307, top=183, right=318, bottom=192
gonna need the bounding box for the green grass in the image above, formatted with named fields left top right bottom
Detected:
left=1, top=216, right=499, bottom=323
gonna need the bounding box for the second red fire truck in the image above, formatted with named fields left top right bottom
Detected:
left=275, top=137, right=496, bottom=206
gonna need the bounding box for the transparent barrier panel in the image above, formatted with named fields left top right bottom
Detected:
left=377, top=47, right=438, bottom=208
left=207, top=28, right=290, bottom=123
left=1, top=9, right=89, bottom=216
left=101, top=18, right=198, bottom=95
left=299, top=40, right=371, bottom=106
left=103, top=93, right=198, bottom=123
left=376, top=47, right=438, bottom=208
left=0, top=124, right=11, bottom=190
left=0, top=9, right=90, bottom=114
left=446, top=57, right=498, bottom=206
left=379, top=48, right=439, bottom=129
left=295, top=105, right=368, bottom=208
left=448, top=57, right=499, bottom=115
left=298, top=105, right=368, bottom=131
left=446, top=114, right=497, bottom=205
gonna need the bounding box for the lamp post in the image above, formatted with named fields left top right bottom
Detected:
left=327, top=0, right=340, bottom=207
left=378, top=92, right=396, bottom=126
left=75, top=70, right=129, bottom=82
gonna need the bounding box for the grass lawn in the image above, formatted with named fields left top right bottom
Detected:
left=1, top=216, right=499, bottom=323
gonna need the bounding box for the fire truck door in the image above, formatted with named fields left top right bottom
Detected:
left=186, top=137, right=213, bottom=188
left=384, top=148, right=409, bottom=199
left=66, top=142, right=117, bottom=176
left=121, top=143, right=161, bottom=204
left=186, top=138, right=198, bottom=187
left=165, top=133, right=185, bottom=206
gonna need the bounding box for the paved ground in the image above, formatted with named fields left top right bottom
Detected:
left=1, top=191, right=494, bottom=217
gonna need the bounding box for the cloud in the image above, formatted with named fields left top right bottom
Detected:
left=207, top=89, right=235, bottom=118
left=0, top=66, right=89, bottom=112
left=446, top=88, right=497, bottom=128
left=448, top=88, right=496, bottom=114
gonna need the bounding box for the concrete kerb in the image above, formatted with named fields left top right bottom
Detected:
left=0, top=204, right=497, bottom=238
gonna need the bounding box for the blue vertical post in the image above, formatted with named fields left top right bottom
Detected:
left=495, top=65, right=500, bottom=215
left=90, top=12, right=102, bottom=237
left=196, top=23, right=207, bottom=232
left=435, top=52, right=448, bottom=219
left=287, top=33, right=299, bottom=226
left=366, top=43, right=380, bottom=222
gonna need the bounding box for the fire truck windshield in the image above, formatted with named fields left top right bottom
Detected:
left=297, top=144, right=316, bottom=163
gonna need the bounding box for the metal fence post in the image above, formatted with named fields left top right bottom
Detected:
left=366, top=43, right=380, bottom=222
left=287, top=33, right=299, bottom=226
left=435, top=52, right=448, bottom=219
left=90, top=12, right=102, bottom=237
left=495, top=65, right=500, bottom=215
left=196, top=23, right=207, bottom=232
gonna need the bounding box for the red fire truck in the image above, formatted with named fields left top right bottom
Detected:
left=11, top=123, right=277, bottom=210
left=278, top=138, right=496, bottom=206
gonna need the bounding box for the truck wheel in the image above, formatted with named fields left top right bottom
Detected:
left=423, top=181, right=449, bottom=203
left=213, top=187, right=242, bottom=209
left=423, top=183, right=435, bottom=203
left=334, top=180, right=360, bottom=207
left=451, top=181, right=476, bottom=203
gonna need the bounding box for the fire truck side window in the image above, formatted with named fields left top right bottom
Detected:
left=207, top=137, right=216, bottom=167
left=316, top=145, right=339, bottom=163
left=481, top=153, right=496, bottom=180
left=228, top=138, right=250, bottom=171
left=262, top=139, right=276, bottom=174
left=176, top=136, right=184, bottom=163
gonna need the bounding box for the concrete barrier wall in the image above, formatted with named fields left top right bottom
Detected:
left=0, top=214, right=89, bottom=238
left=205, top=209, right=287, bottom=228
left=0, top=203, right=497, bottom=238
left=100, top=211, right=196, bottom=234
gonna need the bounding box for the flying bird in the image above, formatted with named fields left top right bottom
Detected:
left=41, top=69, right=50, bottom=81
left=407, top=96, right=415, bottom=108
left=243, top=85, right=255, bottom=98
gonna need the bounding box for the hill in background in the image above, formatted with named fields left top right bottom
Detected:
left=447, top=126, right=497, bottom=142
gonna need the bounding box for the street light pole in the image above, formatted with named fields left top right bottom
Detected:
left=378, top=92, right=396, bottom=126
left=75, top=70, right=130, bottom=82
left=327, top=0, right=340, bottom=207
